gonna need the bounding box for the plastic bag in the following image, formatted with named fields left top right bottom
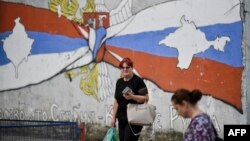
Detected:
left=103, top=128, right=118, bottom=141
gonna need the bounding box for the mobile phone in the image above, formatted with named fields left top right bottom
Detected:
left=122, top=86, right=132, bottom=95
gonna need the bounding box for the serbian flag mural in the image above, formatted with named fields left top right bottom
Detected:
left=0, top=0, right=243, bottom=111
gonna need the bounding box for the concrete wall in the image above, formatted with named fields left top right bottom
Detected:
left=0, top=0, right=249, bottom=138
left=244, top=0, right=250, bottom=125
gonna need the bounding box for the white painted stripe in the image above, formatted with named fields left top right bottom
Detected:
left=0, top=47, right=89, bottom=91
left=1, top=0, right=50, bottom=9
left=117, top=0, right=241, bottom=35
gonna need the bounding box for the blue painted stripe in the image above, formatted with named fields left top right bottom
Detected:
left=106, top=21, right=243, bottom=67
left=93, top=27, right=107, bottom=58
left=0, top=32, right=88, bottom=65
left=0, top=22, right=243, bottom=67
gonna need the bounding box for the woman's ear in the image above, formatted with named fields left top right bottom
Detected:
left=182, top=100, right=189, bottom=108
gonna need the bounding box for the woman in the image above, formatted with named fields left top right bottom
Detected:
left=111, top=57, right=149, bottom=141
left=171, top=88, right=216, bottom=141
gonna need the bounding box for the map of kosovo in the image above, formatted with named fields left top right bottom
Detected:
left=2, top=17, right=34, bottom=78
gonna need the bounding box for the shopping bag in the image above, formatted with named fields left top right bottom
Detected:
left=103, top=128, right=118, bottom=141
left=127, top=103, right=156, bottom=126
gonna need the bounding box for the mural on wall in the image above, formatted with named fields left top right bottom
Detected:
left=0, top=0, right=243, bottom=111
left=65, top=62, right=114, bottom=101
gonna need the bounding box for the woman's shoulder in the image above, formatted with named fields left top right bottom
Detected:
left=116, top=77, right=124, bottom=84
left=187, top=113, right=215, bottom=141
left=192, top=113, right=212, bottom=126
left=132, top=74, right=143, bottom=81
left=194, top=113, right=210, bottom=120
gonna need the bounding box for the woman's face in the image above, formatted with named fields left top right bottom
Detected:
left=172, top=101, right=189, bottom=118
left=121, top=62, right=133, bottom=78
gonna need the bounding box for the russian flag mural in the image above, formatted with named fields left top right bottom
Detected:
left=0, top=0, right=244, bottom=111
left=99, top=0, right=244, bottom=111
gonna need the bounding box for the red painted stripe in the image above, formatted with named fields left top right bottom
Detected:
left=0, top=1, right=81, bottom=38
left=99, top=45, right=243, bottom=111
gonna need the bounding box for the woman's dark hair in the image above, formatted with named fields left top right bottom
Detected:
left=171, top=88, right=202, bottom=105
left=119, top=57, right=133, bottom=68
